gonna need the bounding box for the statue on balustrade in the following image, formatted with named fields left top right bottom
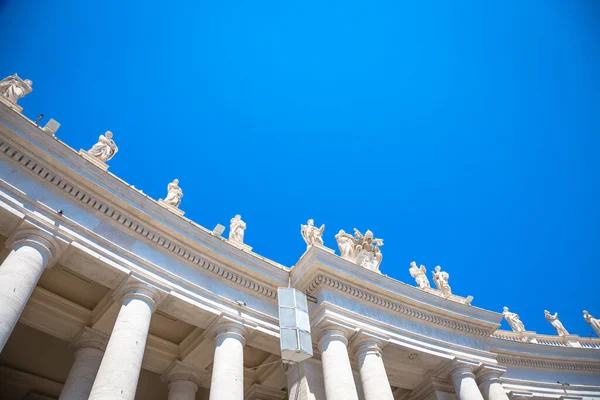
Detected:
left=87, top=131, right=118, bottom=162
left=0, top=73, right=32, bottom=105
left=583, top=310, right=600, bottom=337
left=229, top=214, right=246, bottom=243
left=409, top=261, right=430, bottom=289
left=301, top=219, right=325, bottom=247
left=432, top=266, right=452, bottom=297
left=502, top=306, right=526, bottom=333
left=335, top=229, right=357, bottom=261
left=164, top=179, right=183, bottom=208
left=353, top=229, right=383, bottom=272
left=544, top=310, right=569, bottom=337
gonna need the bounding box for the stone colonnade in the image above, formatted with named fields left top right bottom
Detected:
left=0, top=227, right=513, bottom=400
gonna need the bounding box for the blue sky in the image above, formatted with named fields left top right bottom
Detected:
left=1, top=0, right=599, bottom=336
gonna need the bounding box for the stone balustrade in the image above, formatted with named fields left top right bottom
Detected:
left=492, top=330, right=600, bottom=348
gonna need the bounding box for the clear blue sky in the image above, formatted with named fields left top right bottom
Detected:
left=1, top=0, right=599, bottom=337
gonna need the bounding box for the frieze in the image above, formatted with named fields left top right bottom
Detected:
left=0, top=141, right=277, bottom=299
left=496, top=355, right=600, bottom=372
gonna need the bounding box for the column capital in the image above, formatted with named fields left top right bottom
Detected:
left=114, top=276, right=167, bottom=312
left=7, top=220, right=70, bottom=266
left=214, top=320, right=248, bottom=346
left=349, top=330, right=390, bottom=359
left=449, top=358, right=481, bottom=381
left=71, top=327, right=109, bottom=352
left=161, top=360, right=207, bottom=387
left=475, top=364, right=507, bottom=385
left=318, top=327, right=351, bottom=350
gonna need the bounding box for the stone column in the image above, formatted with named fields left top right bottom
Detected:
left=59, top=328, right=108, bottom=400
left=319, top=328, right=359, bottom=400
left=353, top=339, right=394, bottom=400
left=208, top=321, right=247, bottom=400
left=88, top=283, right=161, bottom=400
left=476, top=366, right=510, bottom=400
left=0, top=229, right=63, bottom=352
left=449, top=360, right=485, bottom=400
left=161, top=360, right=203, bottom=400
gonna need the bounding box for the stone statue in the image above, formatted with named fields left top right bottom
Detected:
left=164, top=179, right=183, bottom=208
left=335, top=230, right=357, bottom=261
left=87, top=131, right=118, bottom=162
left=583, top=310, right=600, bottom=337
left=409, top=261, right=430, bottom=289
left=300, top=219, right=324, bottom=246
left=0, top=73, right=32, bottom=105
left=432, top=266, right=451, bottom=297
left=502, top=307, right=526, bottom=333
left=229, top=214, right=246, bottom=243
left=544, top=310, right=569, bottom=336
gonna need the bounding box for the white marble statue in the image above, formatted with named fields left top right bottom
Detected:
left=409, top=261, right=430, bottom=289
left=335, top=230, right=357, bottom=261
left=301, top=219, right=324, bottom=246
left=0, top=73, right=32, bottom=105
left=87, top=131, right=118, bottom=162
left=544, top=310, right=569, bottom=337
left=229, top=214, right=246, bottom=243
left=164, top=179, right=183, bottom=208
left=583, top=310, right=600, bottom=337
left=432, top=266, right=451, bottom=297
left=502, top=306, right=526, bottom=333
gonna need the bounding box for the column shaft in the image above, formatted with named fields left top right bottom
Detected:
left=319, top=329, right=359, bottom=400
left=88, top=289, right=156, bottom=400
left=59, top=347, right=105, bottom=400
left=477, top=372, right=510, bottom=400
left=450, top=366, right=485, bottom=400
left=209, top=323, right=246, bottom=400
left=0, top=244, right=48, bottom=351
left=355, top=342, right=394, bottom=400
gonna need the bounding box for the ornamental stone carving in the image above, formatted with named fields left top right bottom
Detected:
left=301, top=219, right=324, bottom=246
left=87, top=131, right=118, bottom=162
left=334, top=228, right=383, bottom=272
left=229, top=214, right=246, bottom=243
left=0, top=73, right=32, bottom=105
left=163, top=179, right=183, bottom=208
left=409, top=261, right=430, bottom=289
left=432, top=265, right=451, bottom=297
left=502, top=306, right=526, bottom=333
left=544, top=310, right=569, bottom=337
left=583, top=310, right=600, bottom=337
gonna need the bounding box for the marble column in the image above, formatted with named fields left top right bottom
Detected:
left=162, top=361, right=203, bottom=400
left=449, top=360, right=485, bottom=400
left=208, top=321, right=247, bottom=400
left=88, top=283, right=160, bottom=400
left=319, top=328, right=359, bottom=400
left=476, top=366, right=510, bottom=400
left=354, top=339, right=394, bottom=400
left=59, top=328, right=108, bottom=400
left=0, top=230, right=63, bottom=351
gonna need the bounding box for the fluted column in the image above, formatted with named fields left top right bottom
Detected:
left=59, top=328, right=108, bottom=400
left=319, top=328, right=359, bottom=400
left=353, top=339, right=394, bottom=400
left=208, top=321, right=247, bottom=400
left=0, top=228, right=64, bottom=351
left=476, top=366, right=510, bottom=400
left=161, top=361, right=203, bottom=400
left=88, top=283, right=161, bottom=400
left=449, top=360, right=485, bottom=400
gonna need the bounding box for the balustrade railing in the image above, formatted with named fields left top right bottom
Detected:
left=491, top=330, right=600, bottom=348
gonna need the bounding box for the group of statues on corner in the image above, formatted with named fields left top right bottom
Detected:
left=335, top=228, right=384, bottom=272
left=0, top=73, right=32, bottom=105
left=501, top=306, right=600, bottom=338
left=409, top=262, right=452, bottom=297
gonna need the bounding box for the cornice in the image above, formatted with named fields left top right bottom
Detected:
left=307, top=274, right=493, bottom=337
left=496, top=355, right=600, bottom=372
left=0, top=138, right=278, bottom=300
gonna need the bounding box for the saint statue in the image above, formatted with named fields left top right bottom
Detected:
left=409, top=261, right=430, bottom=290
left=0, top=73, right=32, bottom=105
left=164, top=179, right=183, bottom=208
left=544, top=310, right=569, bottom=337
left=502, top=306, right=526, bottom=333
left=229, top=214, right=246, bottom=243
left=335, top=229, right=357, bottom=261
left=300, top=219, right=324, bottom=246
left=432, top=266, right=452, bottom=297
left=87, top=131, right=118, bottom=162
left=583, top=310, right=600, bottom=337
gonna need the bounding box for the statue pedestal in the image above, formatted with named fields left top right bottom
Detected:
left=309, top=243, right=335, bottom=254
left=519, top=331, right=538, bottom=343
left=79, top=150, right=109, bottom=171
left=562, top=334, right=582, bottom=348
left=158, top=200, right=185, bottom=216
left=229, top=239, right=253, bottom=252
left=0, top=96, right=23, bottom=113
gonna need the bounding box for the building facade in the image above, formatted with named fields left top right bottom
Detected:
left=0, top=79, right=599, bottom=400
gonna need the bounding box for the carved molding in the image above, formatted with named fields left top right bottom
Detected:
left=307, top=275, right=493, bottom=337
left=496, top=355, right=600, bottom=372
left=0, top=140, right=277, bottom=299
